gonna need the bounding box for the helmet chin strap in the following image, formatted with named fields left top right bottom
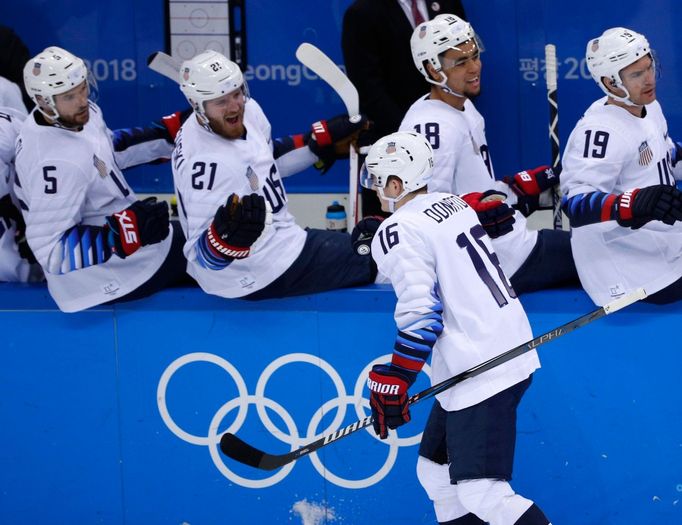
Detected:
left=425, top=71, right=466, bottom=98
left=377, top=186, right=409, bottom=213
left=605, top=81, right=640, bottom=107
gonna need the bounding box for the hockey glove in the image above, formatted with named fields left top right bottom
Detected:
left=208, top=193, right=266, bottom=260
left=106, top=197, right=170, bottom=258
left=159, top=108, right=193, bottom=141
left=461, top=190, right=516, bottom=239
left=350, top=215, right=385, bottom=255
left=504, top=165, right=557, bottom=216
left=614, top=185, right=682, bottom=229
left=367, top=364, right=412, bottom=440
left=308, top=114, right=369, bottom=173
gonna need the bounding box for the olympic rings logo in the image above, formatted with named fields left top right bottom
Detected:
left=157, top=352, right=431, bottom=489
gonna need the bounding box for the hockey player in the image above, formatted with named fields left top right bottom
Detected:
left=172, top=50, right=375, bottom=299
left=15, top=46, right=189, bottom=312
left=560, top=28, right=682, bottom=306
left=363, top=130, right=551, bottom=525
left=402, top=14, right=577, bottom=293
left=0, top=103, right=42, bottom=282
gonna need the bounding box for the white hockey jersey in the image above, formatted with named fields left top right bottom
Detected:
left=172, top=98, right=306, bottom=297
left=561, top=97, right=682, bottom=305
left=0, top=105, right=34, bottom=282
left=400, top=96, right=537, bottom=277
left=14, top=103, right=173, bottom=312
left=372, top=192, right=539, bottom=411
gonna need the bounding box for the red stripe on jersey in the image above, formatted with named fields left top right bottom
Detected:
left=392, top=353, right=424, bottom=372
left=602, top=194, right=617, bottom=222
left=292, top=134, right=305, bottom=149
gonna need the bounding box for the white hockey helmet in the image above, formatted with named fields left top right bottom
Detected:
left=23, top=46, right=89, bottom=119
left=410, top=14, right=483, bottom=91
left=361, top=131, right=434, bottom=211
left=586, top=27, right=652, bottom=104
left=179, top=50, right=249, bottom=123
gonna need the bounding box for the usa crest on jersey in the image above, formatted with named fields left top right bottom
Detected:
left=638, top=141, right=653, bottom=166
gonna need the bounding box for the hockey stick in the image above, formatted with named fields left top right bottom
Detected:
left=220, top=287, right=647, bottom=471
left=545, top=44, right=563, bottom=229
left=295, top=43, right=361, bottom=227
left=147, top=51, right=181, bottom=83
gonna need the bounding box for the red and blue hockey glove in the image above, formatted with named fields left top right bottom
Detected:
left=308, top=114, right=370, bottom=173
left=159, top=108, right=193, bottom=141
left=504, top=165, right=557, bottom=216
left=461, top=190, right=516, bottom=239
left=614, top=185, right=682, bottom=229
left=367, top=364, right=412, bottom=439
left=207, top=193, right=266, bottom=260
left=106, top=197, right=170, bottom=258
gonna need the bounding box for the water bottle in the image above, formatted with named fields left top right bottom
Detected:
left=325, top=201, right=347, bottom=232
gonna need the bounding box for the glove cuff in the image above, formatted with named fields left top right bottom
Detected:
left=616, top=188, right=640, bottom=223
left=107, top=209, right=141, bottom=257
left=310, top=119, right=332, bottom=147
left=368, top=365, right=410, bottom=396
left=207, top=223, right=250, bottom=259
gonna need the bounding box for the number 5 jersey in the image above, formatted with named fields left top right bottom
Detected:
left=14, top=103, right=174, bottom=312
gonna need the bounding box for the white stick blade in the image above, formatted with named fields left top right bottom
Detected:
left=295, top=43, right=359, bottom=118
left=147, top=52, right=182, bottom=83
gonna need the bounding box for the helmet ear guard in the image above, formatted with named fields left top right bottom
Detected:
left=585, top=27, right=652, bottom=105
left=362, top=131, right=434, bottom=212
left=179, top=50, right=249, bottom=126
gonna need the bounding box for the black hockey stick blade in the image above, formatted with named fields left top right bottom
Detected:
left=219, top=287, right=646, bottom=471
left=220, top=416, right=374, bottom=471
left=220, top=433, right=265, bottom=469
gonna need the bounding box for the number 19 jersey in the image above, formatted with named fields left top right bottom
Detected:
left=561, top=97, right=682, bottom=305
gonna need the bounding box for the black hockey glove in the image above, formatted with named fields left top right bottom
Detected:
left=106, top=197, right=170, bottom=258
left=308, top=114, right=370, bottom=173
left=614, top=185, right=682, bottom=229
left=350, top=215, right=385, bottom=255
left=461, top=190, right=516, bottom=239
left=367, top=364, right=412, bottom=440
left=208, top=193, right=266, bottom=260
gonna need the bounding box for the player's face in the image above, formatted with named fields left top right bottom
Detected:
left=204, top=88, right=246, bottom=139
left=619, top=55, right=656, bottom=105
left=54, top=81, right=90, bottom=127
left=439, top=41, right=482, bottom=98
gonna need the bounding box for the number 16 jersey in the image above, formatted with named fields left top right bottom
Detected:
left=371, top=192, right=539, bottom=412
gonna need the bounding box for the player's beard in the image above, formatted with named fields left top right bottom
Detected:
left=58, top=105, right=90, bottom=129
left=209, top=110, right=245, bottom=139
